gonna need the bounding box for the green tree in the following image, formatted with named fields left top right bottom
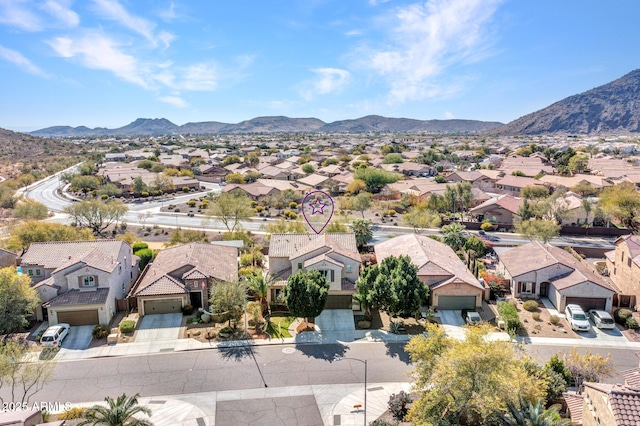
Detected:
left=571, top=181, right=598, bottom=197
left=222, top=155, right=241, bottom=166
left=406, top=325, right=546, bottom=425
left=6, top=221, right=94, bottom=255
left=599, top=181, right=640, bottom=227
left=441, top=222, right=467, bottom=251
left=515, top=219, right=561, bottom=243
left=301, top=163, right=315, bottom=174
left=97, top=183, right=122, bottom=198
left=382, top=153, right=404, bottom=164
left=567, top=154, right=589, bottom=173
left=464, top=236, right=487, bottom=257
left=351, top=192, right=372, bottom=217
left=350, top=219, right=373, bottom=249
left=520, top=185, right=550, bottom=200
left=0, top=340, right=54, bottom=405
left=166, top=229, right=209, bottom=247
left=261, top=218, right=308, bottom=240
left=64, top=199, right=128, bottom=235
left=581, top=197, right=593, bottom=225
left=206, top=191, right=253, bottom=233
left=562, top=348, right=614, bottom=392
left=322, top=158, right=339, bottom=167
left=353, top=167, right=401, bottom=193
left=0, top=267, right=40, bottom=334
left=324, top=220, right=348, bottom=232
left=12, top=199, right=48, bottom=220
left=209, top=281, right=246, bottom=328
left=283, top=269, right=330, bottom=329
left=248, top=271, right=275, bottom=316
left=403, top=205, right=441, bottom=232
left=150, top=173, right=173, bottom=193
left=225, top=173, right=246, bottom=184
left=70, top=175, right=101, bottom=193
left=360, top=255, right=428, bottom=318
left=344, top=179, right=367, bottom=195
left=132, top=176, right=148, bottom=194
left=78, top=393, right=152, bottom=426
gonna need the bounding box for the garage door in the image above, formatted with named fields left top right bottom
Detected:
left=565, top=297, right=606, bottom=312
left=324, top=295, right=353, bottom=309
left=56, top=310, right=99, bottom=326
left=437, top=295, right=476, bottom=310
left=144, top=299, right=182, bottom=315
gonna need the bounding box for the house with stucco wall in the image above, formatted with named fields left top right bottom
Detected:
left=268, top=233, right=361, bottom=309
left=20, top=240, right=139, bottom=326
left=374, top=234, right=485, bottom=310
left=606, top=234, right=640, bottom=309
left=497, top=241, right=615, bottom=312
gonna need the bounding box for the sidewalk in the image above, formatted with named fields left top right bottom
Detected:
left=55, top=382, right=411, bottom=426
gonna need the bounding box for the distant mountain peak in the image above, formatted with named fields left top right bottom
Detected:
left=489, top=68, right=640, bottom=135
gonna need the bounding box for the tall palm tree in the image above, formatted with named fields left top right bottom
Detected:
left=248, top=271, right=275, bottom=316
left=78, top=393, right=152, bottom=426
left=441, top=223, right=467, bottom=251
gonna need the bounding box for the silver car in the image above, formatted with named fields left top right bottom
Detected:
left=588, top=309, right=615, bottom=330
left=565, top=304, right=591, bottom=332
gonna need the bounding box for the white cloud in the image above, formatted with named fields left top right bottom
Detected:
left=0, top=44, right=47, bottom=76
left=158, top=95, right=188, bottom=108
left=48, top=32, right=149, bottom=88
left=157, top=1, right=178, bottom=21
left=302, top=68, right=351, bottom=100
left=444, top=111, right=455, bottom=119
left=0, top=0, right=41, bottom=31
left=41, top=0, right=80, bottom=27
left=179, top=63, right=218, bottom=91
left=92, top=0, right=174, bottom=48
left=366, top=0, right=502, bottom=103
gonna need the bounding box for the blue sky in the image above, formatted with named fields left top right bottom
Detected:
left=1, top=0, right=639, bottom=132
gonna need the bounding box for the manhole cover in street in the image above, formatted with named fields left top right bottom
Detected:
left=282, top=347, right=296, bottom=354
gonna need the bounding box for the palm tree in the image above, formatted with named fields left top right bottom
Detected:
left=441, top=223, right=467, bottom=251
left=248, top=271, right=275, bottom=316
left=501, top=398, right=571, bottom=426
left=78, top=393, right=152, bottom=426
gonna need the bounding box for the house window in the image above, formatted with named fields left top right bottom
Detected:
left=521, top=282, right=534, bottom=294
left=319, top=269, right=335, bottom=283
left=297, top=262, right=302, bottom=270
left=622, top=252, right=625, bottom=262
left=35, top=269, right=41, bottom=276
left=82, top=276, right=96, bottom=287
left=28, top=269, right=33, bottom=276
left=346, top=264, right=352, bottom=273
left=628, top=258, right=632, bottom=268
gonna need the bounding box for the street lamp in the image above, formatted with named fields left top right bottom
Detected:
left=335, top=356, right=367, bottom=426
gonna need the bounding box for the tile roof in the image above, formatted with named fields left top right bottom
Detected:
left=21, top=240, right=128, bottom=272
left=43, top=288, right=109, bottom=307
left=269, top=233, right=359, bottom=260
left=585, top=382, right=640, bottom=426
left=622, top=367, right=640, bottom=387
left=374, top=234, right=481, bottom=289
left=469, top=194, right=523, bottom=215
left=563, top=392, right=584, bottom=424
left=499, top=242, right=613, bottom=291
left=134, top=275, right=187, bottom=296
left=131, top=242, right=238, bottom=297
left=303, top=253, right=344, bottom=269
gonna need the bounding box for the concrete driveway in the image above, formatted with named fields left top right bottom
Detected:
left=60, top=325, right=93, bottom=350
left=135, top=313, right=182, bottom=342
left=438, top=310, right=465, bottom=326
left=579, top=322, right=628, bottom=342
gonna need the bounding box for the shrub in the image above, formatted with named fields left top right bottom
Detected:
left=388, top=390, right=412, bottom=420
left=614, top=308, right=633, bottom=326
left=92, top=324, right=110, bottom=339
left=508, top=299, right=518, bottom=308
left=120, top=320, right=135, bottom=334
left=255, top=205, right=264, bottom=213
left=370, top=420, right=398, bottom=426
left=187, top=199, right=197, bottom=207
left=57, top=407, right=86, bottom=420
left=101, top=194, right=109, bottom=200
left=523, top=300, right=539, bottom=312
left=182, top=186, right=190, bottom=192
left=289, top=202, right=298, bottom=209
left=182, top=304, right=194, bottom=315
left=480, top=221, right=494, bottom=231
left=532, top=312, right=541, bottom=321
left=387, top=209, right=397, bottom=217
left=132, top=242, right=148, bottom=251
left=549, top=315, right=560, bottom=325
left=626, top=317, right=639, bottom=329
left=135, top=248, right=154, bottom=270
left=141, top=191, right=149, bottom=197
left=497, top=301, right=521, bottom=332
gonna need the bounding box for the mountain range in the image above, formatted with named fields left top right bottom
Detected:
left=489, top=69, right=640, bottom=135
left=29, top=115, right=503, bottom=137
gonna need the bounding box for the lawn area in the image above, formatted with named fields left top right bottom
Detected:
left=264, top=316, right=295, bottom=338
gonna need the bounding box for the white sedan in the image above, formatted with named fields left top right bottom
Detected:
left=588, top=310, right=616, bottom=330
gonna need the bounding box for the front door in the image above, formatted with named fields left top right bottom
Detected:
left=190, top=291, right=202, bottom=309
left=539, top=282, right=548, bottom=297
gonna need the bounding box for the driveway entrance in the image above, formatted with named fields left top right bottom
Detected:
left=135, top=313, right=182, bottom=342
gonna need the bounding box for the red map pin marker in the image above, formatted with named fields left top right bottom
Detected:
left=302, top=190, right=335, bottom=234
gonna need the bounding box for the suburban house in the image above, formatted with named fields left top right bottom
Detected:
left=469, top=194, right=523, bottom=227
left=566, top=382, right=640, bottom=426
left=497, top=241, right=615, bottom=312
left=20, top=240, right=139, bottom=326
left=0, top=247, right=17, bottom=268
left=268, top=233, right=361, bottom=309
left=605, top=234, right=640, bottom=309
left=374, top=234, right=485, bottom=310
left=128, top=242, right=238, bottom=316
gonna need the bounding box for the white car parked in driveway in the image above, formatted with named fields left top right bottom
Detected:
left=589, top=309, right=616, bottom=330
left=565, top=304, right=591, bottom=332
left=40, top=323, right=70, bottom=348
